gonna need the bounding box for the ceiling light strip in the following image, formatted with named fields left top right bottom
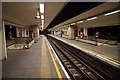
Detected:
left=104, top=10, right=120, bottom=16
left=40, top=4, right=44, bottom=13
left=87, top=17, right=97, bottom=21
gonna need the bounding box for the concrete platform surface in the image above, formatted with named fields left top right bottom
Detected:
left=2, top=35, right=66, bottom=79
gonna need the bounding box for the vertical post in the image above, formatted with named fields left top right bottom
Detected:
left=0, top=1, right=2, bottom=79
left=118, top=36, right=120, bottom=61
left=2, top=21, right=7, bottom=60
left=0, top=1, right=2, bottom=60
left=83, top=28, right=88, bottom=39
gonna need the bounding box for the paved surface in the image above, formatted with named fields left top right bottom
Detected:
left=49, top=35, right=119, bottom=62
left=2, top=35, right=65, bottom=78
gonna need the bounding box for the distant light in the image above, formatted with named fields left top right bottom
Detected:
left=41, top=15, right=44, bottom=19
left=40, top=4, right=44, bottom=13
left=36, top=11, right=40, bottom=16
left=77, top=21, right=83, bottom=23
left=25, top=45, right=27, bottom=48
left=71, top=23, right=75, bottom=25
left=36, top=16, right=40, bottom=19
left=35, top=11, right=40, bottom=19
left=10, top=26, right=12, bottom=28
left=41, top=20, right=44, bottom=24
left=104, top=10, right=120, bottom=16
left=87, top=17, right=97, bottom=21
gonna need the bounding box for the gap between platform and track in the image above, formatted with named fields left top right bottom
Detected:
left=44, top=36, right=71, bottom=80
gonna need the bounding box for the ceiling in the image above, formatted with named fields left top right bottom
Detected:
left=47, top=2, right=103, bottom=29
left=2, top=2, right=66, bottom=29
left=2, top=2, right=119, bottom=31
left=44, top=2, right=65, bottom=30
left=51, top=2, right=119, bottom=30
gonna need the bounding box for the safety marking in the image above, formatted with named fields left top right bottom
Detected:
left=44, top=36, right=71, bottom=80
left=40, top=37, right=51, bottom=78
left=44, top=37, right=62, bottom=80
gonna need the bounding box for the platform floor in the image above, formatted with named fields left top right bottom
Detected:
left=49, top=35, right=119, bottom=63
left=3, top=35, right=66, bottom=79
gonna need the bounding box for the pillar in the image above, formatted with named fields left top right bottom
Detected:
left=16, top=28, right=21, bottom=37
left=36, top=27, right=39, bottom=38
left=0, top=1, right=2, bottom=60
left=53, top=31, right=56, bottom=35
left=33, top=27, right=39, bottom=42
left=51, top=31, right=54, bottom=35
left=83, top=28, right=88, bottom=37
left=1, top=21, right=7, bottom=60
left=22, top=29, right=25, bottom=37
left=67, top=25, right=77, bottom=39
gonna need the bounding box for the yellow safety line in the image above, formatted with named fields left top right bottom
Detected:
left=45, top=37, right=62, bottom=80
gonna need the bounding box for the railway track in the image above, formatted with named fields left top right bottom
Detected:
left=47, top=36, right=120, bottom=80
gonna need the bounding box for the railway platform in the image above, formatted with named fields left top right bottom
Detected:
left=2, top=35, right=67, bottom=79
left=48, top=34, right=120, bottom=68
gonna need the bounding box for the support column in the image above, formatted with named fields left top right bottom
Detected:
left=33, top=27, right=39, bottom=42
left=1, top=21, right=7, bottom=60
left=16, top=28, right=21, bottom=37
left=36, top=27, right=39, bottom=38
left=0, top=1, right=2, bottom=61
left=51, top=31, right=54, bottom=35
left=22, top=29, right=25, bottom=37
left=53, top=31, right=56, bottom=35
left=0, top=1, right=2, bottom=79
left=67, top=25, right=77, bottom=39
left=83, top=28, right=88, bottom=37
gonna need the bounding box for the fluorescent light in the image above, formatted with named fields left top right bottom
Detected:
left=10, top=26, right=12, bottom=28
left=36, top=16, right=40, bottom=19
left=40, top=4, right=44, bottom=13
left=41, top=15, right=44, bottom=19
left=104, top=10, right=120, bottom=16
left=41, top=19, right=44, bottom=23
left=87, top=17, right=97, bottom=21
left=35, top=11, right=40, bottom=19
left=71, top=23, right=75, bottom=25
left=77, top=21, right=83, bottom=23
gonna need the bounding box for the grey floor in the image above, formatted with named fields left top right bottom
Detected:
left=2, top=35, right=60, bottom=78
